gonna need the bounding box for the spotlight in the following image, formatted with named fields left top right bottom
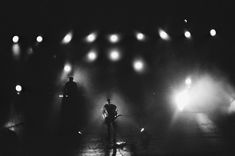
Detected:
left=184, top=30, right=191, bottom=39
left=158, top=28, right=170, bottom=40
left=109, top=49, right=121, bottom=61
left=87, top=50, right=97, bottom=62
left=36, top=35, right=43, bottom=43
left=210, top=29, right=216, bottom=37
left=64, top=64, right=72, bottom=73
left=109, top=34, right=120, bottom=43
left=184, top=19, right=188, bottom=23
left=15, top=85, right=22, bottom=93
left=140, top=128, right=145, bottom=133
left=133, top=59, right=145, bottom=73
left=12, top=35, right=19, bottom=43
left=185, top=77, right=192, bottom=87
left=86, top=32, right=97, bottom=43
left=62, top=31, right=73, bottom=44
left=136, top=32, right=145, bottom=41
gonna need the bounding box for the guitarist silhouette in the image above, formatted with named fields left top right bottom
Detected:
left=102, top=98, right=118, bottom=145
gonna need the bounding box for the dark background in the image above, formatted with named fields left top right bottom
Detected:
left=0, top=1, right=235, bottom=155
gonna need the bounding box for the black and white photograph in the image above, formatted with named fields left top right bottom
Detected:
left=0, top=0, right=235, bottom=155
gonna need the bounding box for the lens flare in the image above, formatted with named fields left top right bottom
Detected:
left=172, top=73, right=233, bottom=113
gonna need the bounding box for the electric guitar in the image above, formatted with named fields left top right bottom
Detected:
left=103, top=111, right=122, bottom=123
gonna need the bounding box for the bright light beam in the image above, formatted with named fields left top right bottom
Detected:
left=185, top=77, right=192, bottom=87
left=196, top=113, right=218, bottom=134
left=12, top=44, right=20, bottom=59
left=174, top=89, right=190, bottom=111
left=172, top=74, right=233, bottom=113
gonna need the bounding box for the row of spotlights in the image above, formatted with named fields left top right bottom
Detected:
left=63, top=57, right=146, bottom=73
left=11, top=29, right=217, bottom=44
left=12, top=35, right=43, bottom=44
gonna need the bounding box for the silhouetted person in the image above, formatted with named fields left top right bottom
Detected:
left=63, top=77, right=78, bottom=99
left=103, top=98, right=118, bottom=145
left=60, top=77, right=86, bottom=136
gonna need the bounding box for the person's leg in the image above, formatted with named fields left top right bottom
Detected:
left=112, top=121, right=117, bottom=145
left=107, top=123, right=111, bottom=143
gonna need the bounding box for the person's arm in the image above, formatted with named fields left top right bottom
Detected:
left=102, top=105, right=108, bottom=119
left=115, top=106, right=118, bottom=115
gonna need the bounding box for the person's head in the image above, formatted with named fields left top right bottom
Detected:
left=69, top=77, right=73, bottom=82
left=107, top=98, right=111, bottom=104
